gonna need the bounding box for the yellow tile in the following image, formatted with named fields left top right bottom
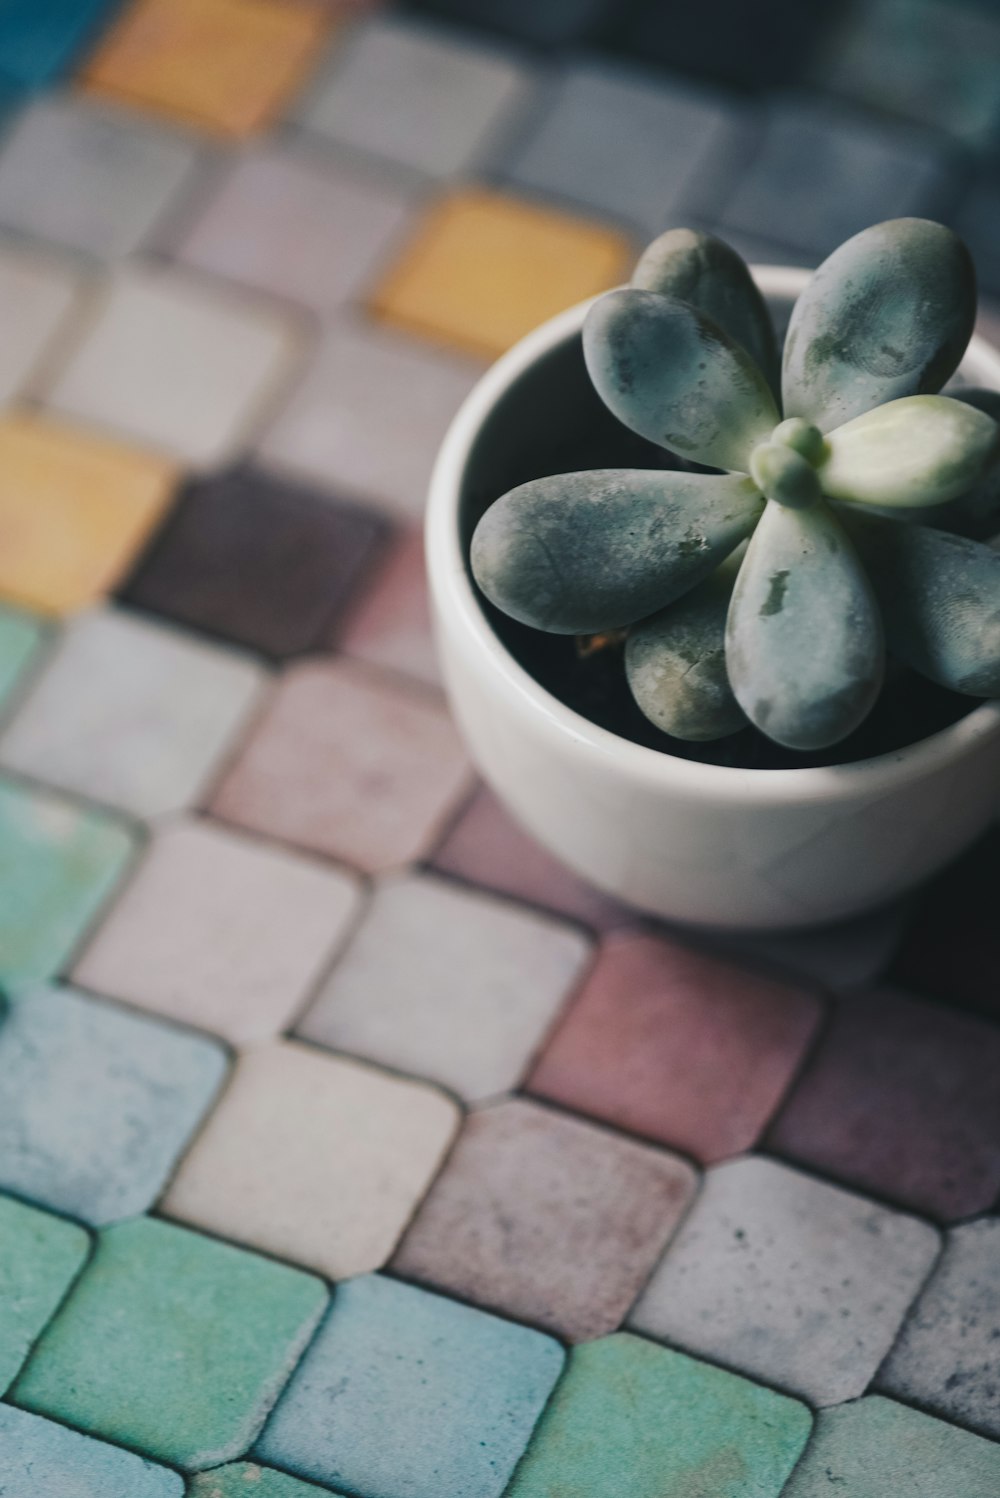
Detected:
left=368, top=189, right=633, bottom=360
left=0, top=414, right=177, bottom=616
left=79, top=0, right=333, bottom=139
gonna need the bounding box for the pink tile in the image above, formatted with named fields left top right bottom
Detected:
left=336, top=528, right=440, bottom=689
left=391, top=1097, right=696, bottom=1343
left=211, top=658, right=471, bottom=873
left=527, top=931, right=824, bottom=1163
left=174, top=144, right=413, bottom=316
left=430, top=784, right=638, bottom=933
left=767, top=985, right=1000, bottom=1220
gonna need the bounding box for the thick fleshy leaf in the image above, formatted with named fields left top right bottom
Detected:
left=631, top=228, right=779, bottom=390
left=470, top=469, right=764, bottom=634
left=818, top=395, right=997, bottom=508
left=625, top=554, right=747, bottom=740
left=841, top=511, right=1000, bottom=696
left=783, top=219, right=977, bottom=432
left=942, top=388, right=1000, bottom=537
left=726, top=499, right=884, bottom=749
left=583, top=289, right=778, bottom=471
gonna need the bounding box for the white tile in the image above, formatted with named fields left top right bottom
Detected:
left=0, top=607, right=265, bottom=819
left=46, top=265, right=300, bottom=466
left=75, top=819, right=362, bottom=1045
left=0, top=242, right=82, bottom=402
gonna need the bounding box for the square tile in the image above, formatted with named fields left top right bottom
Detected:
left=0, top=1193, right=89, bottom=1396
left=0, top=413, right=176, bottom=616
left=337, top=528, right=441, bottom=687
left=629, top=1156, right=939, bottom=1407
left=507, top=1335, right=811, bottom=1498
left=528, top=932, right=822, bottom=1163
left=368, top=188, right=632, bottom=359
left=392, top=1097, right=697, bottom=1342
left=781, top=1394, right=1000, bottom=1497
left=80, top=0, right=332, bottom=139
left=298, top=871, right=591, bottom=1101
left=0, top=606, right=46, bottom=712
left=0, top=242, right=83, bottom=403
left=189, top=1467, right=338, bottom=1498
left=297, top=15, right=532, bottom=179
left=0, top=96, right=199, bottom=259
left=0, top=1406, right=183, bottom=1498
left=891, top=829, right=1000, bottom=1016
left=260, top=319, right=482, bottom=518
left=46, top=265, right=300, bottom=466
left=400, top=0, right=613, bottom=49
left=499, top=59, right=748, bottom=235
left=120, top=465, right=388, bottom=660
left=717, top=97, right=956, bottom=260
left=162, top=1041, right=460, bottom=1280
left=175, top=146, right=414, bottom=316
left=0, top=982, right=227, bottom=1224
left=11, top=1215, right=328, bottom=1469
left=75, top=819, right=361, bottom=1045
left=256, top=1274, right=564, bottom=1498
left=618, top=0, right=836, bottom=90
left=767, top=985, right=1000, bottom=1219
left=0, top=775, right=135, bottom=984
left=0, top=608, right=265, bottom=819
left=211, top=658, right=471, bottom=873
left=877, top=1218, right=1000, bottom=1438
left=0, top=0, right=116, bottom=88
left=430, top=783, right=638, bottom=931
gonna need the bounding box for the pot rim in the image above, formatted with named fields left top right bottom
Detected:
left=426, top=263, right=1000, bottom=808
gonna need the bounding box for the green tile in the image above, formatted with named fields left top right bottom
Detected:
left=0, top=1191, right=89, bottom=1395
left=782, top=1395, right=1000, bottom=1496
left=188, top=1463, right=345, bottom=1498
left=11, top=1215, right=328, bottom=1470
left=506, top=1333, right=811, bottom=1498
left=0, top=605, right=44, bottom=709
left=0, top=774, right=135, bottom=983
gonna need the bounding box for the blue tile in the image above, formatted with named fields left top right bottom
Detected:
left=0, top=0, right=118, bottom=88
left=405, top=0, right=614, bottom=49
left=256, top=1273, right=565, bottom=1498
left=497, top=57, right=750, bottom=234
left=717, top=96, right=958, bottom=260
left=615, top=0, right=838, bottom=90
left=0, top=1405, right=184, bottom=1498
left=0, top=982, right=227, bottom=1224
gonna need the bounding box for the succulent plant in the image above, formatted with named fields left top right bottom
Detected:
left=471, top=219, right=1000, bottom=751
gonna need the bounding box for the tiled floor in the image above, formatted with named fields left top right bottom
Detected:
left=0, top=1, right=997, bottom=1494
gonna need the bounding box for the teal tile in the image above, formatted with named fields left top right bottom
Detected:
left=0, top=1405, right=183, bottom=1497
left=11, top=1215, right=328, bottom=1470
left=189, top=1463, right=345, bottom=1498
left=0, top=983, right=227, bottom=1225
left=0, top=773, right=135, bottom=982
left=0, top=0, right=118, bottom=88
left=782, top=1395, right=1000, bottom=1496
left=0, top=603, right=43, bottom=709
left=256, top=1273, right=565, bottom=1498
left=0, top=1191, right=89, bottom=1394
left=506, top=1334, right=811, bottom=1498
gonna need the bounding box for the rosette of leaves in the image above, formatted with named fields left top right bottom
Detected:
left=470, top=220, right=1000, bottom=751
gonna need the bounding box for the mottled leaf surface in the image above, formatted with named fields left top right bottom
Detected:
left=819, top=395, right=997, bottom=508
left=471, top=470, right=763, bottom=634
left=631, top=228, right=779, bottom=390
left=726, top=500, right=884, bottom=749
left=783, top=219, right=976, bottom=432
left=583, top=289, right=778, bottom=472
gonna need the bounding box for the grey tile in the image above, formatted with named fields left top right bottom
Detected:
left=629, top=1156, right=939, bottom=1406
left=878, top=1218, right=1000, bottom=1438
left=498, top=57, right=751, bottom=235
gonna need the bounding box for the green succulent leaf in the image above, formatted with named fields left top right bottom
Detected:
left=817, top=394, right=998, bottom=508
left=631, top=228, right=779, bottom=390
left=626, top=553, right=747, bottom=741
left=470, top=469, right=764, bottom=634
left=841, top=511, right=1000, bottom=696
left=749, top=442, right=823, bottom=509
left=726, top=499, right=884, bottom=749
left=943, top=388, right=1000, bottom=537
left=782, top=218, right=977, bottom=433
left=583, top=288, right=779, bottom=471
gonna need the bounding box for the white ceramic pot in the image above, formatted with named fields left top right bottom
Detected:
left=425, top=266, right=1000, bottom=932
